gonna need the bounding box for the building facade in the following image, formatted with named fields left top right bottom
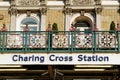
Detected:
left=0, top=0, right=120, bottom=80
left=0, top=0, right=119, bottom=31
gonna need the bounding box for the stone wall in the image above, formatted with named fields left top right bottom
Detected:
left=46, top=10, right=64, bottom=31
left=0, top=10, right=10, bottom=30
left=101, top=9, right=120, bottom=30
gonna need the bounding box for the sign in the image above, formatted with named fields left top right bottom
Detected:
left=0, top=53, right=119, bottom=65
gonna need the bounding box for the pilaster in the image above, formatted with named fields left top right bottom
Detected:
left=40, top=8, right=47, bottom=31
left=95, top=6, right=102, bottom=30
left=64, top=8, right=72, bottom=31
left=8, top=4, right=17, bottom=31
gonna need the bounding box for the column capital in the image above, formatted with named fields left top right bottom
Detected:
left=8, top=6, right=17, bottom=15
left=95, top=6, right=102, bottom=14
left=40, top=8, right=47, bottom=15
left=95, top=0, right=101, bottom=5
left=64, top=8, right=72, bottom=15
left=40, top=0, right=46, bottom=6
left=65, top=0, right=70, bottom=5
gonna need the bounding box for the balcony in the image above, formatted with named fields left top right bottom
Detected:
left=0, top=31, right=119, bottom=53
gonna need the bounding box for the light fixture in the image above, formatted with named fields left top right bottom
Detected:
left=75, top=65, right=112, bottom=68
left=74, top=69, right=105, bottom=71
left=0, top=69, right=27, bottom=71
left=0, top=65, right=22, bottom=68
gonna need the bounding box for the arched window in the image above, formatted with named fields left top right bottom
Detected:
left=20, top=17, right=38, bottom=31
left=75, top=20, right=91, bottom=32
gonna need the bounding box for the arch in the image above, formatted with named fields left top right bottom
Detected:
left=70, top=13, right=94, bottom=26
left=16, top=14, right=40, bottom=31
left=70, top=13, right=94, bottom=32
left=21, top=17, right=38, bottom=25
left=74, top=16, right=92, bottom=27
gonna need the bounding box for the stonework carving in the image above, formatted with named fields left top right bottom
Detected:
left=27, top=10, right=31, bottom=17
left=40, top=0, right=46, bottom=5
left=95, top=6, right=102, bottom=14
left=65, top=0, right=70, bottom=5
left=8, top=7, right=17, bottom=15
left=73, top=0, right=94, bottom=5
left=17, top=0, right=40, bottom=6
left=64, top=8, right=72, bottom=15
left=80, top=10, right=85, bottom=16
left=40, top=8, right=47, bottom=15
left=95, top=0, right=101, bottom=5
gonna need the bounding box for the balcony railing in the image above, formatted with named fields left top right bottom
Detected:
left=0, top=31, right=119, bottom=53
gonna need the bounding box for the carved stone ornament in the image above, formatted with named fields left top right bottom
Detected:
left=8, top=7, right=17, bottom=15
left=95, top=7, right=102, bottom=14
left=65, top=0, right=70, bottom=5
left=73, top=0, right=94, bottom=5
left=17, top=0, right=40, bottom=6
left=80, top=10, right=85, bottom=16
left=40, top=0, right=46, bottom=5
left=40, top=8, right=47, bottom=15
left=95, top=0, right=101, bottom=5
left=27, top=10, right=31, bottom=17
left=64, top=8, right=72, bottom=15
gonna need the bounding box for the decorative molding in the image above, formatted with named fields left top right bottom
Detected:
left=95, top=0, right=101, bottom=5
left=80, top=10, right=85, bottom=16
left=65, top=0, right=70, bottom=5
left=95, top=6, right=102, bottom=14
left=27, top=10, right=31, bottom=17
left=40, top=8, right=47, bottom=15
left=8, top=7, right=17, bottom=15
left=16, top=0, right=40, bottom=6
left=73, top=0, right=94, bottom=5
left=64, top=8, right=72, bottom=15
left=40, top=0, right=46, bottom=5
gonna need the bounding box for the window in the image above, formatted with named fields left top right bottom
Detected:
left=75, top=20, right=91, bottom=33
left=20, top=17, right=38, bottom=31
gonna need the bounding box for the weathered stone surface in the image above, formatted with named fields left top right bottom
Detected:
left=17, top=0, right=40, bottom=6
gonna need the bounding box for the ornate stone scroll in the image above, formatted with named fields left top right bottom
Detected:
left=8, top=6, right=17, bottom=15
left=64, top=8, right=72, bottom=15
left=16, top=0, right=40, bottom=6
left=65, top=0, right=70, bottom=5
left=95, top=0, right=101, bottom=5
left=95, top=6, right=102, bottom=14
left=73, top=0, right=94, bottom=5
left=40, top=8, right=47, bottom=15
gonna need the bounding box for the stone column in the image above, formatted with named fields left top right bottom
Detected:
left=9, top=7, right=17, bottom=31
left=64, top=8, right=72, bottom=31
left=40, top=8, right=47, bottom=31
left=95, top=7, right=102, bottom=30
